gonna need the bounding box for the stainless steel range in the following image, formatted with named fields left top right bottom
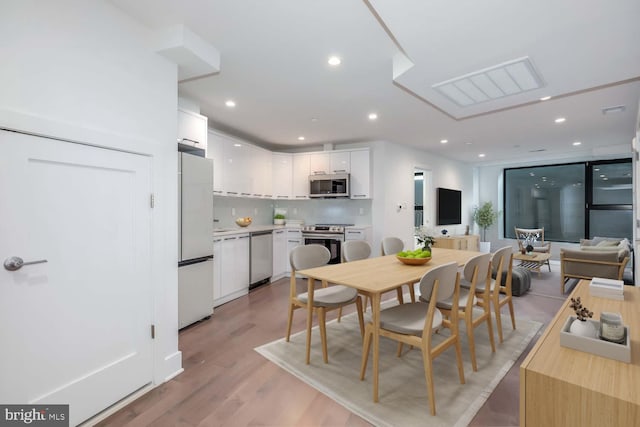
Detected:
left=301, top=224, right=353, bottom=264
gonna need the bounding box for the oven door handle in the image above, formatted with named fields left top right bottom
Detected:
left=303, top=234, right=344, bottom=240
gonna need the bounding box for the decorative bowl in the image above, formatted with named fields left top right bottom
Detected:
left=235, top=217, right=252, bottom=227
left=396, top=255, right=431, bottom=265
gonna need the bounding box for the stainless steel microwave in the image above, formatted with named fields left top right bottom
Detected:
left=309, top=173, right=350, bottom=198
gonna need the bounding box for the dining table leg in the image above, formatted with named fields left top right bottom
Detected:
left=371, top=292, right=381, bottom=402
left=306, top=278, right=315, bottom=365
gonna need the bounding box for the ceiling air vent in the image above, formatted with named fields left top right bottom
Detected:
left=432, top=57, right=545, bottom=107
left=528, top=148, right=547, bottom=153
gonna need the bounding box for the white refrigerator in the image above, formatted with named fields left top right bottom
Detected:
left=178, top=149, right=214, bottom=329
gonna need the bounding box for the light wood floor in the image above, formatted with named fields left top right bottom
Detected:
left=98, top=275, right=565, bottom=427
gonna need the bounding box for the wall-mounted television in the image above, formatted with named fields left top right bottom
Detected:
left=436, top=187, right=462, bottom=225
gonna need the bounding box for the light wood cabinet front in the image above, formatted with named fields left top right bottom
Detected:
left=432, top=235, right=479, bottom=251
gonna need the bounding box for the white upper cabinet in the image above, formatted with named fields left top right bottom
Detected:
left=248, top=144, right=272, bottom=198
left=272, top=153, right=292, bottom=199
left=349, top=149, right=371, bottom=199
left=309, top=151, right=351, bottom=175
left=206, top=130, right=225, bottom=194
left=330, top=151, right=350, bottom=174
left=292, top=153, right=310, bottom=199
left=207, top=127, right=372, bottom=200
left=177, top=108, right=207, bottom=149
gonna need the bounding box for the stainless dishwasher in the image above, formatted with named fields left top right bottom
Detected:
left=250, top=230, right=273, bottom=289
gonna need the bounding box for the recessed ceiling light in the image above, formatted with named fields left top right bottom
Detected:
left=478, top=153, right=486, bottom=158
left=554, top=117, right=566, bottom=123
left=572, top=141, right=582, bottom=146
left=529, top=172, right=535, bottom=176
left=368, top=113, right=378, bottom=120
left=233, top=143, right=241, bottom=147
left=225, top=100, right=236, bottom=108
left=328, top=56, right=341, bottom=66
left=440, top=139, right=448, bottom=144
left=603, top=177, right=609, bottom=181
left=600, top=174, right=606, bottom=178
left=311, top=118, right=319, bottom=122
left=465, top=142, right=473, bottom=145
left=297, top=136, right=305, bottom=141
left=594, top=168, right=600, bottom=171
left=540, top=96, right=551, bottom=101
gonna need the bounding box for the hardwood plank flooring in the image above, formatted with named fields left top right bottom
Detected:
left=98, top=274, right=564, bottom=427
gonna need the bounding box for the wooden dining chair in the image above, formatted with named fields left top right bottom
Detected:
left=489, top=246, right=516, bottom=343
left=444, top=252, right=496, bottom=372
left=381, top=236, right=416, bottom=304
left=338, top=240, right=373, bottom=320
left=360, top=262, right=465, bottom=416
left=286, top=244, right=365, bottom=364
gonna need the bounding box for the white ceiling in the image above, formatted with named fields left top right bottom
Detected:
left=111, top=0, right=640, bottom=164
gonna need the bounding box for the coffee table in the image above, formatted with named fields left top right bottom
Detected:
left=513, top=252, right=551, bottom=277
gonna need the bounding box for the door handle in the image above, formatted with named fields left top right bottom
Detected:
left=4, top=256, right=48, bottom=271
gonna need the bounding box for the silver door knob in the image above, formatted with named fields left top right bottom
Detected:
left=4, top=257, right=48, bottom=271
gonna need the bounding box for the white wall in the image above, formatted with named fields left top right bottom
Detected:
left=370, top=140, right=474, bottom=255
left=0, top=0, right=181, bottom=384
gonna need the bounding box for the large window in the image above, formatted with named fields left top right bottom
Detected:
left=504, top=159, right=631, bottom=243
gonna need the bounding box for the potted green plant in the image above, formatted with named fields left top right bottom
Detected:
left=273, top=213, right=285, bottom=225
left=472, top=201, right=499, bottom=252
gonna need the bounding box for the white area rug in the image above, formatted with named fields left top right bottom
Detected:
left=256, top=308, right=541, bottom=427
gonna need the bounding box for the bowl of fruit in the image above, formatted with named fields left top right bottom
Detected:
left=396, top=249, right=432, bottom=265
left=235, top=217, right=252, bottom=227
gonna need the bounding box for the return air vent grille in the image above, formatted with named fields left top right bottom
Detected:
left=528, top=148, right=547, bottom=153
left=433, top=57, right=545, bottom=107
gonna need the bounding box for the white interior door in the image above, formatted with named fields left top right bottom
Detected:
left=0, top=130, right=153, bottom=425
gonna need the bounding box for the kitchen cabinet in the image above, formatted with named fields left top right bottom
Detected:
left=345, top=225, right=372, bottom=246
left=213, top=232, right=250, bottom=306
left=292, top=153, right=310, bottom=199
left=285, top=228, right=303, bottom=275
left=272, top=153, right=292, bottom=199
left=207, top=130, right=225, bottom=194
left=252, top=146, right=272, bottom=198
left=178, top=108, right=207, bottom=149
left=222, top=139, right=250, bottom=197
left=349, top=149, right=371, bottom=199
left=272, top=229, right=287, bottom=281
left=309, top=151, right=351, bottom=175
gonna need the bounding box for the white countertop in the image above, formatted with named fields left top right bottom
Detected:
left=213, top=224, right=288, bottom=237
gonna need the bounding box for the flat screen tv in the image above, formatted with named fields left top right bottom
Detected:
left=437, top=187, right=462, bottom=225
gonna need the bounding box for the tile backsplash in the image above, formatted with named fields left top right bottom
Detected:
left=213, top=196, right=372, bottom=228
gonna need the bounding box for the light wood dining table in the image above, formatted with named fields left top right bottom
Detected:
left=298, top=247, right=481, bottom=402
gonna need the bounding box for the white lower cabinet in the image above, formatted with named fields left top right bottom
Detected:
left=272, top=229, right=287, bottom=281
left=285, top=229, right=303, bottom=276
left=213, top=233, right=250, bottom=307
left=345, top=226, right=373, bottom=246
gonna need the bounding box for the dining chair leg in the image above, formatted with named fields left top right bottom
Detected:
left=466, top=315, right=478, bottom=372
left=355, top=296, right=365, bottom=339
left=508, top=299, right=516, bottom=330
left=494, top=302, right=504, bottom=343
left=454, top=334, right=465, bottom=384
left=360, top=323, right=373, bottom=380
left=486, top=312, right=496, bottom=353
left=318, top=307, right=328, bottom=364
left=421, top=348, right=436, bottom=416
left=396, top=288, right=404, bottom=304
left=337, top=307, right=343, bottom=322
left=285, top=303, right=294, bottom=342
left=396, top=342, right=403, bottom=357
